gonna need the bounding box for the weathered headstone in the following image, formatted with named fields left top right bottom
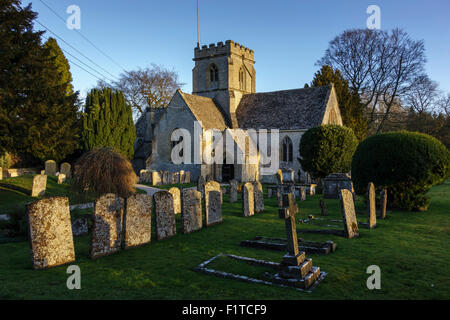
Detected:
left=31, top=174, right=47, bottom=197
left=276, top=169, right=283, bottom=184
left=90, top=193, right=124, bottom=259
left=379, top=189, right=387, bottom=219
left=152, top=171, right=162, bottom=186
left=169, top=187, right=181, bottom=214
left=162, top=171, right=170, bottom=185
left=182, top=189, right=202, bottom=233
left=139, top=169, right=152, bottom=183
left=153, top=191, right=176, bottom=240
left=172, top=172, right=180, bottom=184
left=229, top=179, right=238, bottom=203
left=309, top=184, right=317, bottom=195
left=123, top=194, right=152, bottom=249
left=27, top=197, right=75, bottom=269
left=40, top=170, right=45, bottom=175
left=57, top=173, right=66, bottom=184
left=339, top=189, right=359, bottom=239
left=243, top=182, right=255, bottom=217
left=299, top=187, right=306, bottom=201
left=253, top=181, right=264, bottom=213
left=197, top=175, right=205, bottom=193
left=60, top=162, right=71, bottom=179
left=179, top=170, right=185, bottom=184
left=185, top=171, right=191, bottom=183
left=204, top=180, right=222, bottom=226
left=44, top=160, right=57, bottom=176
left=0, top=167, right=2, bottom=180
left=367, top=182, right=376, bottom=229
left=72, top=218, right=88, bottom=237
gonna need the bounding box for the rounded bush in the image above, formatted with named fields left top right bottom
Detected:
left=73, top=147, right=138, bottom=198
left=299, top=125, right=359, bottom=179
left=351, top=131, right=449, bottom=211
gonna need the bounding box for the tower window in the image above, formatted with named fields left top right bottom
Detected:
left=281, top=136, right=293, bottom=163
left=209, top=64, right=219, bottom=83
left=239, top=67, right=245, bottom=90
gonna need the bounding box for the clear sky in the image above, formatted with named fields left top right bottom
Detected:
left=24, top=0, right=450, bottom=99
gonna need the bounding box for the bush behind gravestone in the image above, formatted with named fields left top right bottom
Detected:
left=351, top=131, right=450, bottom=211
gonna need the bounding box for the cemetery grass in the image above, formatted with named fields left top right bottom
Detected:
left=0, top=182, right=449, bottom=299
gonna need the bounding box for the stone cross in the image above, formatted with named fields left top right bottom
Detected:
left=278, top=193, right=302, bottom=266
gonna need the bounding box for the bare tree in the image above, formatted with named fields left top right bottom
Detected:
left=405, top=75, right=439, bottom=114
left=437, top=93, right=450, bottom=116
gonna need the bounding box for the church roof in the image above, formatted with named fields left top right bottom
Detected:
left=178, top=90, right=228, bottom=130
left=235, top=85, right=333, bottom=130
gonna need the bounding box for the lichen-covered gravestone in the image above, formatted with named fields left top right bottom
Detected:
left=169, top=187, right=181, bottom=214
left=185, top=171, right=191, bottom=183
left=229, top=179, right=238, bottom=203
left=57, top=173, right=66, bottom=184
left=243, top=182, right=254, bottom=217
left=44, top=160, right=57, bottom=176
left=182, top=189, right=202, bottom=233
left=204, top=180, right=222, bottom=226
left=253, top=181, right=264, bottom=213
left=367, top=182, right=377, bottom=229
left=31, top=174, right=47, bottom=197
left=152, top=171, right=162, bottom=186
left=153, top=191, right=176, bottom=240
left=379, top=189, right=387, bottom=219
left=123, top=194, right=152, bottom=249
left=90, top=193, right=124, bottom=259
left=60, top=162, right=71, bottom=179
left=339, top=189, right=359, bottom=239
left=162, top=171, right=170, bottom=185
left=197, top=175, right=205, bottom=193
left=27, top=197, right=75, bottom=269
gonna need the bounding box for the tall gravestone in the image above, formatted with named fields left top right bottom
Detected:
left=197, top=175, right=205, bottom=193
left=153, top=191, right=176, bottom=240
left=299, top=187, right=306, bottom=201
left=367, top=182, right=377, bottom=229
left=31, top=174, right=47, bottom=197
left=253, top=181, right=264, bottom=213
left=339, top=189, right=359, bottom=239
left=57, top=173, right=66, bottom=184
left=44, top=160, right=57, bottom=176
left=169, top=187, right=181, bottom=214
left=204, top=180, right=222, bottom=226
left=60, top=162, right=71, bottom=179
left=123, top=194, right=152, bottom=249
left=90, top=193, right=124, bottom=259
left=172, top=172, right=180, bottom=184
left=276, top=169, right=283, bottom=184
left=162, top=171, right=170, bottom=185
left=229, top=179, right=238, bottom=203
left=152, top=171, right=162, bottom=186
left=179, top=170, right=185, bottom=184
left=243, top=182, right=255, bottom=217
left=27, top=197, right=75, bottom=269
left=182, top=189, right=202, bottom=233
left=0, top=167, right=2, bottom=180
left=185, top=171, right=191, bottom=183
left=379, top=189, right=387, bottom=219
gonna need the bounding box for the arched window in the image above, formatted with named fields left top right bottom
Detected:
left=329, top=109, right=337, bottom=125
left=281, top=136, right=293, bottom=163
left=239, top=67, right=245, bottom=90
left=171, top=135, right=184, bottom=158
left=209, top=64, right=219, bottom=84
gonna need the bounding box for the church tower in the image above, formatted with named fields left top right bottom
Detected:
left=192, top=40, right=256, bottom=127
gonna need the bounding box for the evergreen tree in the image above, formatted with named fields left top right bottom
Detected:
left=311, top=65, right=368, bottom=140
left=81, top=88, right=136, bottom=159
left=43, top=37, right=74, bottom=96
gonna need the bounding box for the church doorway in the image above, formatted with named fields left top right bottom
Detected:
left=222, top=164, right=234, bottom=182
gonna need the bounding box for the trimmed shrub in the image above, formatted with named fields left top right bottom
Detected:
left=351, top=131, right=450, bottom=211
left=73, top=147, right=138, bottom=198
left=0, top=152, right=12, bottom=169
left=299, top=125, right=359, bottom=179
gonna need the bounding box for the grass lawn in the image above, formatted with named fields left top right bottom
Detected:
left=0, top=180, right=448, bottom=299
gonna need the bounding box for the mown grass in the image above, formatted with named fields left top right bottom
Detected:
left=0, top=181, right=448, bottom=299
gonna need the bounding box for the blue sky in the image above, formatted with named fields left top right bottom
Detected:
left=24, top=0, right=450, bottom=99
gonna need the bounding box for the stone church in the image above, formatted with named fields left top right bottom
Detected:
left=133, top=40, right=343, bottom=183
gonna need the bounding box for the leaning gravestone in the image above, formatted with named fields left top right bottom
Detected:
left=229, top=179, right=238, bottom=203
left=31, top=174, right=47, bottom=197
left=90, top=193, right=124, bottom=259
left=243, top=182, right=255, bottom=217
left=153, top=191, right=176, bottom=240
left=123, top=194, right=152, bottom=249
left=169, top=187, right=181, bottom=214
left=339, top=189, right=359, bottom=239
left=152, top=171, right=162, bottom=186
left=57, top=173, right=66, bottom=184
left=379, top=189, right=387, bottom=219
left=44, top=160, right=57, bottom=176
left=60, top=162, right=71, bottom=179
left=182, top=189, right=202, bottom=233
left=204, top=180, right=222, bottom=226
left=253, top=181, right=264, bottom=213
left=367, top=182, right=377, bottom=229
left=27, top=197, right=75, bottom=269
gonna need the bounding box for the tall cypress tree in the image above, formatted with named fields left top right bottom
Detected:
left=81, top=88, right=136, bottom=159
left=43, top=37, right=74, bottom=96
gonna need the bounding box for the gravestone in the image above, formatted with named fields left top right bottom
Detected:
left=197, top=175, right=205, bottom=193
left=123, top=194, right=152, bottom=249
left=60, top=162, right=71, bottom=179
left=172, top=172, right=180, bottom=184
left=153, top=191, right=176, bottom=240
left=27, top=197, right=75, bottom=269
left=323, top=173, right=353, bottom=199
left=40, top=170, right=45, bottom=175
left=0, top=167, right=2, bottom=180
left=243, top=182, right=255, bottom=217
left=253, top=181, right=264, bottom=213
left=72, top=218, right=88, bottom=237
left=339, top=189, right=359, bottom=239
left=367, top=182, right=376, bottom=229
left=309, top=184, right=317, bottom=195
left=162, top=171, right=170, bottom=185
left=179, top=170, right=185, bottom=184
left=44, top=160, right=57, bottom=176
left=57, top=173, right=66, bottom=184
left=229, top=179, right=238, bottom=203
left=169, top=187, right=181, bottom=214
left=320, top=198, right=327, bottom=216
left=139, top=170, right=152, bottom=183
left=90, top=193, right=124, bottom=259
left=31, top=174, right=47, bottom=197
left=276, top=169, right=283, bottom=184
left=204, top=180, right=222, bottom=226
left=185, top=171, right=191, bottom=183
left=299, top=187, right=306, bottom=201
left=152, top=171, right=162, bottom=186
left=379, top=189, right=387, bottom=219
left=182, top=189, right=202, bottom=233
